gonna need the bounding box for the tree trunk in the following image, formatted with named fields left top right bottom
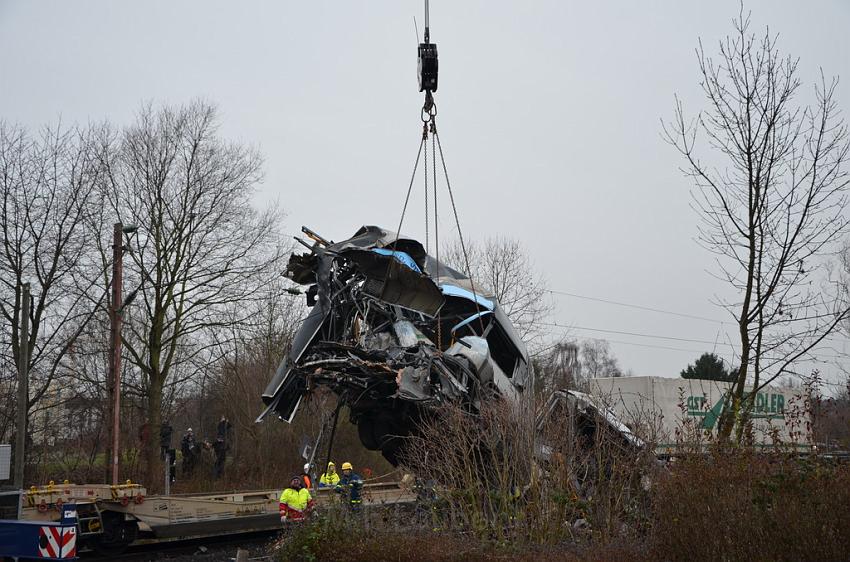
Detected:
left=718, top=318, right=751, bottom=441
left=720, top=199, right=758, bottom=442
left=145, top=374, right=164, bottom=492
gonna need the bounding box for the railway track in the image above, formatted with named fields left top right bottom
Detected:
left=81, top=529, right=278, bottom=561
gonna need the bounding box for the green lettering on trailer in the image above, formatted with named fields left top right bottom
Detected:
left=687, top=391, right=785, bottom=428
left=700, top=394, right=727, bottom=429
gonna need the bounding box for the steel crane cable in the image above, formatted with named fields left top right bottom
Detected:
left=383, top=130, right=427, bottom=301
left=424, top=121, right=429, bottom=254
left=390, top=133, right=426, bottom=259
left=431, top=116, right=485, bottom=334
left=431, top=122, right=441, bottom=346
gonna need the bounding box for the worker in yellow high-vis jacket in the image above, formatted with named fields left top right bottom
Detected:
left=319, top=461, right=340, bottom=487
left=279, top=475, right=314, bottom=522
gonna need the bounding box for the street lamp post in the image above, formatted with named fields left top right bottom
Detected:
left=109, top=223, right=124, bottom=485
left=109, top=222, right=137, bottom=486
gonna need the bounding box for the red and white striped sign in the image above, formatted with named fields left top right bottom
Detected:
left=38, top=525, right=76, bottom=559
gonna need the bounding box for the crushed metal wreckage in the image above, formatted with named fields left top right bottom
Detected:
left=536, top=390, right=647, bottom=502
left=536, top=389, right=646, bottom=462
left=259, top=225, right=531, bottom=464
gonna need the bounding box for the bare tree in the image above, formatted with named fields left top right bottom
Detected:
left=535, top=341, right=582, bottom=397
left=0, top=318, right=14, bottom=441
left=580, top=339, right=622, bottom=380
left=97, top=101, right=286, bottom=487
left=812, top=375, right=850, bottom=452
left=534, top=337, right=624, bottom=398
left=664, top=10, right=850, bottom=440
left=0, top=122, right=105, bottom=450
left=442, top=236, right=551, bottom=347
left=55, top=312, right=112, bottom=479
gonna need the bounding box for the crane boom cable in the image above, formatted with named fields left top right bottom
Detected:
left=424, top=0, right=430, bottom=42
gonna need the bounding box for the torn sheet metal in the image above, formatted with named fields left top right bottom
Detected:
left=259, top=225, right=532, bottom=465
left=536, top=389, right=646, bottom=461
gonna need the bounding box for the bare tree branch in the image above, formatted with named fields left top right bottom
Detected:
left=664, top=11, right=850, bottom=441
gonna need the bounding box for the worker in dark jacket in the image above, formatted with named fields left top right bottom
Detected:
left=216, top=415, right=232, bottom=440
left=180, top=428, right=198, bottom=476
left=335, top=461, right=363, bottom=509
left=212, top=437, right=228, bottom=479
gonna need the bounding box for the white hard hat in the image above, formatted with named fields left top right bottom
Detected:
left=187, top=428, right=193, bottom=432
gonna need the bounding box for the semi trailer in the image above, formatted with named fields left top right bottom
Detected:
left=590, top=376, right=812, bottom=455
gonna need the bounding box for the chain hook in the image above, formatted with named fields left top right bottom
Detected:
left=421, top=91, right=437, bottom=123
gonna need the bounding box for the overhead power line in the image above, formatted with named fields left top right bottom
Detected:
left=532, top=336, right=706, bottom=358
left=541, top=321, right=727, bottom=346
left=547, top=289, right=728, bottom=324
left=537, top=322, right=850, bottom=365
left=601, top=338, right=705, bottom=353
left=545, top=288, right=850, bottom=348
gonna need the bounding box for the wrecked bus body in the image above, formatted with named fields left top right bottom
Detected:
left=259, top=225, right=531, bottom=465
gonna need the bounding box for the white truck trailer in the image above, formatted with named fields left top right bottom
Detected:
left=590, top=376, right=812, bottom=455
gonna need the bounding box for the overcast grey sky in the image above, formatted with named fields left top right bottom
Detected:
left=2, top=1, right=849, bottom=384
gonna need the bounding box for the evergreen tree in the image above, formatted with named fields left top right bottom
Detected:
left=680, top=353, right=736, bottom=382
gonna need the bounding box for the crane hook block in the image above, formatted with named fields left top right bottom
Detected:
left=418, top=41, right=438, bottom=93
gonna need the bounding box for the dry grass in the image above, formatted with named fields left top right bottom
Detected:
left=649, top=448, right=850, bottom=562
left=278, top=449, right=850, bottom=562
left=275, top=510, right=649, bottom=562
left=275, top=393, right=850, bottom=562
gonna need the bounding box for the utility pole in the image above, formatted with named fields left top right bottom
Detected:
left=110, top=222, right=123, bottom=485
left=13, top=282, right=31, bottom=489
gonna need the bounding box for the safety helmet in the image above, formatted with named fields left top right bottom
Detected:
left=187, top=428, right=193, bottom=432
left=327, top=462, right=335, bottom=468
left=342, top=462, right=353, bottom=471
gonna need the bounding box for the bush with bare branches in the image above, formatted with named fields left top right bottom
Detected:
left=400, top=397, right=653, bottom=546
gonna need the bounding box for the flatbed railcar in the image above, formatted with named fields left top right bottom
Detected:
left=10, top=480, right=414, bottom=554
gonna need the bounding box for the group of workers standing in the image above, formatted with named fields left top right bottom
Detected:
left=278, top=461, right=364, bottom=522
left=159, top=416, right=232, bottom=481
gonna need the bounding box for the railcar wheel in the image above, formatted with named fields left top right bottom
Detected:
left=92, top=511, right=137, bottom=556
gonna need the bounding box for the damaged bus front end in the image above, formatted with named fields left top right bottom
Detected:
left=258, top=225, right=531, bottom=465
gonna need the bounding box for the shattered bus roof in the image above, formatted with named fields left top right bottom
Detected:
left=258, top=225, right=531, bottom=465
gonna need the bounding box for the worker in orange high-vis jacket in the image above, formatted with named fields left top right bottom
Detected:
left=301, top=463, right=313, bottom=489
left=279, top=475, right=314, bottom=522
